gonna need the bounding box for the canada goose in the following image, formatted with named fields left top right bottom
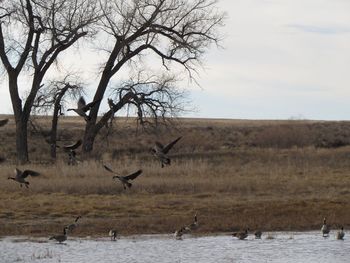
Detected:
left=336, top=226, right=345, bottom=240
left=254, top=230, right=262, bottom=239
left=232, top=228, right=249, bottom=240
left=103, top=164, right=143, bottom=190
left=187, top=214, right=198, bottom=231
left=108, top=98, right=116, bottom=110
left=49, top=227, right=68, bottom=243
left=0, top=119, right=9, bottom=127
left=321, top=217, right=330, bottom=237
left=151, top=137, right=182, bottom=168
left=67, top=97, right=101, bottom=121
left=174, top=226, right=187, bottom=240
left=8, top=168, right=40, bottom=188
left=66, top=216, right=82, bottom=233
left=57, top=140, right=82, bottom=165
left=109, top=230, right=118, bottom=241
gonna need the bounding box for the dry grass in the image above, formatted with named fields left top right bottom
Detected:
left=1, top=116, right=350, bottom=236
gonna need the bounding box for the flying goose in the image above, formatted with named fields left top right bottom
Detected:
left=103, top=164, right=143, bottom=190
left=49, top=227, right=68, bottom=243
left=109, top=229, right=118, bottom=241
left=57, top=140, right=82, bottom=165
left=254, top=230, right=262, bottom=239
left=336, top=226, right=345, bottom=240
left=67, top=97, right=101, bottom=121
left=0, top=119, right=9, bottom=127
left=232, top=228, right=249, bottom=240
left=151, top=137, right=182, bottom=168
left=66, top=216, right=82, bottom=233
left=8, top=168, right=40, bottom=188
left=321, top=217, right=330, bottom=237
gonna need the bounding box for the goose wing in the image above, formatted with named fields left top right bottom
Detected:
left=123, top=169, right=142, bottom=180
left=77, top=96, right=87, bottom=109
left=163, top=137, right=182, bottom=154
left=103, top=164, right=117, bottom=174
left=0, top=119, right=9, bottom=127
left=21, top=169, right=40, bottom=178
left=81, top=98, right=101, bottom=112
left=63, top=139, right=82, bottom=150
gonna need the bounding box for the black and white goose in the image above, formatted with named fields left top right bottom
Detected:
left=58, top=140, right=82, bottom=165
left=254, top=230, right=262, bottom=239
left=336, top=226, right=345, bottom=240
left=151, top=137, right=182, bottom=168
left=66, top=216, right=82, bottom=233
left=8, top=168, right=40, bottom=188
left=103, top=164, right=143, bottom=190
left=109, top=230, right=118, bottom=241
left=174, top=226, right=187, bottom=240
left=232, top=228, right=249, bottom=240
left=321, top=217, right=330, bottom=237
left=49, top=227, right=68, bottom=243
left=67, top=97, right=101, bottom=121
left=186, top=214, right=198, bottom=231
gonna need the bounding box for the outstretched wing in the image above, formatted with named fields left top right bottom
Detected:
left=63, top=140, right=82, bottom=150
left=0, top=119, right=9, bottom=127
left=163, top=137, right=182, bottom=154
left=77, top=97, right=86, bottom=109
left=103, top=164, right=116, bottom=174
left=22, top=169, right=40, bottom=178
left=82, top=99, right=101, bottom=112
left=124, top=169, right=142, bottom=181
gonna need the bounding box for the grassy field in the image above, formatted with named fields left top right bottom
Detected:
left=1, top=115, right=350, bottom=237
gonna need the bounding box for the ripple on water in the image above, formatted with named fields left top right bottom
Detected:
left=0, top=232, right=349, bottom=263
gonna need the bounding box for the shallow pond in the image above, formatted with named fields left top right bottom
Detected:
left=0, top=232, right=348, bottom=263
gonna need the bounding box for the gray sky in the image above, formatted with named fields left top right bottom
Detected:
left=191, top=0, right=350, bottom=120
left=1, top=0, right=350, bottom=120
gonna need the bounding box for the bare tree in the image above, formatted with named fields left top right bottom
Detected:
left=82, top=0, right=225, bottom=153
left=32, top=78, right=83, bottom=159
left=0, top=0, right=99, bottom=163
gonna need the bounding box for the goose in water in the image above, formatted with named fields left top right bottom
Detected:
left=151, top=137, right=182, bottom=168
left=66, top=216, right=82, bottom=233
left=336, top=226, right=345, bottom=240
left=103, top=164, right=143, bottom=190
left=174, top=226, right=187, bottom=240
left=109, top=230, right=118, bottom=241
left=254, top=230, right=262, bottom=239
left=186, top=214, right=198, bottom=231
left=49, top=227, right=68, bottom=243
left=8, top=168, right=40, bottom=188
left=232, top=228, right=249, bottom=240
left=67, top=97, right=101, bottom=121
left=321, top=217, right=330, bottom=237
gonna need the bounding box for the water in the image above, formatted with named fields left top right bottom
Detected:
left=0, top=232, right=348, bottom=263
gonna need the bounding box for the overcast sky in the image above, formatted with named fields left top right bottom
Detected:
left=1, top=0, right=350, bottom=120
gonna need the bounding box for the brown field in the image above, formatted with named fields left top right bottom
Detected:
left=1, top=115, right=350, bottom=237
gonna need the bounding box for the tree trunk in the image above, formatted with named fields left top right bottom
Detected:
left=82, top=122, right=97, bottom=153
left=50, top=110, right=59, bottom=159
left=15, top=118, right=29, bottom=164
left=49, top=87, right=68, bottom=159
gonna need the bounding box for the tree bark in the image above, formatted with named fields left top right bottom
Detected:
left=15, top=118, right=29, bottom=164
left=82, top=123, right=97, bottom=153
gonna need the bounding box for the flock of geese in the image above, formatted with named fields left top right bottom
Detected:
left=0, top=100, right=347, bottom=243
left=46, top=215, right=345, bottom=244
